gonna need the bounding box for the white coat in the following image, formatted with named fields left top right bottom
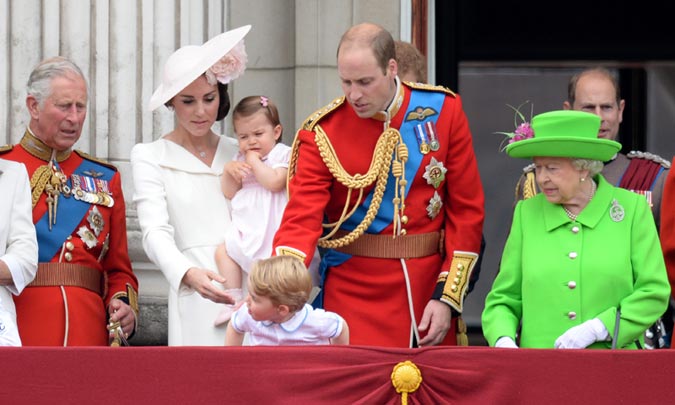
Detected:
left=0, top=158, right=38, bottom=346
left=131, top=136, right=238, bottom=345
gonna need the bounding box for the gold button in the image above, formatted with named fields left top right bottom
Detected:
left=65, top=241, right=75, bottom=251
left=64, top=252, right=73, bottom=262
left=401, top=215, right=408, bottom=225
left=451, top=285, right=458, bottom=292
left=457, top=263, right=465, bottom=271
left=454, top=277, right=460, bottom=284
left=400, top=229, right=407, bottom=236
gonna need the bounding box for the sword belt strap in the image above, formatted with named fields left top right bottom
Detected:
left=333, top=230, right=442, bottom=259
left=28, top=263, right=103, bottom=296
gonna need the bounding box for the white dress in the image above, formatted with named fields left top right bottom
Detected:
left=226, top=143, right=291, bottom=273
left=130, top=136, right=238, bottom=346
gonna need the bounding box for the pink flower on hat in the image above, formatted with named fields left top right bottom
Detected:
left=495, top=101, right=535, bottom=150
left=510, top=122, right=534, bottom=144
left=207, top=40, right=247, bottom=85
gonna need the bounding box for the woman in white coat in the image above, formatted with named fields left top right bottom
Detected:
left=0, top=158, right=38, bottom=346
left=131, top=26, right=250, bottom=345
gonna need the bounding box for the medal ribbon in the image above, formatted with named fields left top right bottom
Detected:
left=35, top=159, right=114, bottom=262
left=341, top=89, right=444, bottom=233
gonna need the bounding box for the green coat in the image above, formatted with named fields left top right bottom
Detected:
left=482, top=175, right=670, bottom=349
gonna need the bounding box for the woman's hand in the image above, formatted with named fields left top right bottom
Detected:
left=555, top=318, right=609, bottom=349
left=494, top=336, right=519, bottom=348
left=182, top=267, right=236, bottom=304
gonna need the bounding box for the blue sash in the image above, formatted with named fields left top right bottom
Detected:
left=35, top=159, right=114, bottom=262
left=341, top=89, right=445, bottom=233
left=315, top=89, right=445, bottom=308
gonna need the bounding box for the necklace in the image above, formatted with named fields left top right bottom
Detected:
left=563, top=205, right=578, bottom=221
left=562, top=179, right=597, bottom=221
left=185, top=137, right=214, bottom=160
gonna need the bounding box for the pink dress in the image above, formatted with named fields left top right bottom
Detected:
left=225, top=143, right=291, bottom=273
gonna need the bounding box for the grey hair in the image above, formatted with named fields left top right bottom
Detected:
left=26, top=56, right=88, bottom=106
left=572, top=158, right=603, bottom=177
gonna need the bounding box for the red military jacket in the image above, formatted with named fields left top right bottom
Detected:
left=274, top=82, right=484, bottom=313
left=2, top=131, right=138, bottom=346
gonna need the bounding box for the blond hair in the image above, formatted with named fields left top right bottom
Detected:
left=249, top=256, right=312, bottom=312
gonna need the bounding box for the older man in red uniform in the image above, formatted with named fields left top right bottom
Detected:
left=1, top=56, right=138, bottom=346
left=273, top=23, right=484, bottom=348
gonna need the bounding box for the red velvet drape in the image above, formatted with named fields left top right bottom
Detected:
left=3, top=345, right=674, bottom=404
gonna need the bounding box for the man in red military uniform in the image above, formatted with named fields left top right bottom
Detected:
left=2, top=56, right=138, bottom=346
left=273, top=23, right=484, bottom=348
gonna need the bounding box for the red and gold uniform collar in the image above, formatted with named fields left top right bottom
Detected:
left=372, top=77, right=404, bottom=123
left=21, top=127, right=72, bottom=162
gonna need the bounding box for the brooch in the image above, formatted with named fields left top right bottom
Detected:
left=609, top=199, right=625, bottom=222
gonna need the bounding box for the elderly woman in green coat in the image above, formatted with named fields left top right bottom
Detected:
left=482, top=110, right=670, bottom=349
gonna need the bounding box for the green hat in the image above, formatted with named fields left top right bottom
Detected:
left=505, top=110, right=621, bottom=161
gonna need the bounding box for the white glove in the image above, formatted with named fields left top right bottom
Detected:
left=555, top=318, right=609, bottom=349
left=494, top=336, right=519, bottom=348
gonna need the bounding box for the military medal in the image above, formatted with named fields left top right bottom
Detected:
left=633, top=190, right=653, bottom=208
left=426, top=121, right=440, bottom=151
left=77, top=225, right=98, bottom=249
left=426, top=191, right=443, bottom=219
left=71, top=174, right=115, bottom=207
left=87, top=206, right=105, bottom=236
left=414, top=123, right=431, bottom=154
left=610, top=199, right=625, bottom=222
left=423, top=157, right=447, bottom=189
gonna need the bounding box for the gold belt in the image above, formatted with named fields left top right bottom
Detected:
left=28, top=263, right=103, bottom=296
left=333, top=230, right=442, bottom=259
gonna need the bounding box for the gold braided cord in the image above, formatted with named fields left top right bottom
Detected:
left=286, top=131, right=302, bottom=196
left=522, top=171, right=538, bottom=200
left=320, top=188, right=365, bottom=241
left=30, top=164, right=52, bottom=208
left=315, top=125, right=401, bottom=248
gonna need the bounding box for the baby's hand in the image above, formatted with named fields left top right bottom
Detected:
left=244, top=149, right=262, bottom=164
left=224, top=161, right=251, bottom=182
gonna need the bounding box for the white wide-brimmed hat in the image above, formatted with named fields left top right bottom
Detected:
left=148, top=24, right=251, bottom=111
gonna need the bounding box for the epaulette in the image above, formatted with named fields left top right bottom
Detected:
left=627, top=151, right=671, bottom=169
left=515, top=163, right=538, bottom=201
left=404, top=81, right=456, bottom=97
left=0, top=144, right=14, bottom=154
left=301, top=96, right=345, bottom=131
left=74, top=150, right=119, bottom=171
